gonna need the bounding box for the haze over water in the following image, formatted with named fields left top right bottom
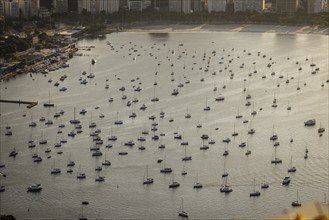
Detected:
left=0, top=30, right=328, bottom=219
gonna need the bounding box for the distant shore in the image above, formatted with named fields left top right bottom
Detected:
left=123, top=23, right=329, bottom=35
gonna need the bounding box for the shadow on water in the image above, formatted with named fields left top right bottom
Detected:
left=148, top=32, right=170, bottom=42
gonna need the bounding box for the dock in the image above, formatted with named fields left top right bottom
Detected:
left=0, top=99, right=38, bottom=108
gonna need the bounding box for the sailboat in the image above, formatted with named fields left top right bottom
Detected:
left=76, top=164, right=86, bottom=179
left=160, top=155, right=172, bottom=173
left=151, top=86, right=159, bottom=102
left=79, top=205, right=88, bottom=220
left=287, top=101, right=292, bottom=111
left=178, top=198, right=188, bottom=218
left=223, top=143, right=229, bottom=156
left=39, top=131, right=47, bottom=145
left=70, top=107, right=80, bottom=124
left=29, top=115, right=37, bottom=127
left=182, top=146, right=192, bottom=161
left=291, top=190, right=302, bottom=207
left=185, top=107, right=191, bottom=119
left=169, top=172, right=180, bottom=188
left=45, top=109, right=53, bottom=126
left=108, top=90, right=114, bottom=102
left=67, top=153, right=75, bottom=167
left=222, top=159, right=228, bottom=177
left=180, top=132, right=188, bottom=146
left=249, top=177, right=261, bottom=197
left=95, top=172, right=105, bottom=182
left=50, top=158, right=61, bottom=174
left=271, top=146, right=282, bottom=164
left=318, top=122, right=325, bottom=134
left=270, top=125, right=278, bottom=141
left=102, top=151, right=111, bottom=166
left=114, top=112, right=123, bottom=125
left=245, top=139, right=251, bottom=155
left=143, top=165, right=154, bottom=184
left=287, top=156, right=297, bottom=172
left=200, top=139, right=209, bottom=150
left=220, top=176, right=232, bottom=193
left=28, top=133, right=36, bottom=148
left=235, top=107, right=242, bottom=118
left=261, top=175, right=269, bottom=189
left=108, top=126, right=117, bottom=141
left=203, top=98, right=210, bottom=111
left=193, top=173, right=203, bottom=188
left=181, top=165, right=187, bottom=176
left=232, top=123, right=238, bottom=136
left=43, top=91, right=54, bottom=107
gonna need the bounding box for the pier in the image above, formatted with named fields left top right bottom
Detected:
left=0, top=99, right=38, bottom=108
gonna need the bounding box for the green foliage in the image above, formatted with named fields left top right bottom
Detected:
left=0, top=35, right=31, bottom=60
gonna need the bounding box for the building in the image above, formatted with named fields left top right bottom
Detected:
left=0, top=1, right=4, bottom=16
left=323, top=0, right=329, bottom=12
left=169, top=0, right=191, bottom=13
left=19, top=0, right=31, bottom=17
left=276, top=0, right=297, bottom=13
left=1, top=0, right=39, bottom=17
left=78, top=0, right=119, bottom=14
left=128, top=0, right=142, bottom=11
left=306, top=0, right=325, bottom=13
left=68, top=0, right=78, bottom=12
left=53, top=0, right=68, bottom=13
left=4, top=0, right=20, bottom=17
left=191, top=0, right=202, bottom=12
left=30, top=0, right=39, bottom=16
left=207, top=0, right=226, bottom=12
left=234, top=0, right=264, bottom=12
left=151, top=0, right=169, bottom=11
left=119, top=0, right=128, bottom=10
left=108, top=0, right=120, bottom=13
left=297, top=0, right=326, bottom=13
left=127, top=0, right=151, bottom=11
left=39, top=0, right=52, bottom=11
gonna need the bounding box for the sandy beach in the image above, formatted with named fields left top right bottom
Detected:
left=126, top=23, right=329, bottom=35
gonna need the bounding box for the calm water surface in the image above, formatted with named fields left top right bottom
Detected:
left=0, top=31, right=328, bottom=219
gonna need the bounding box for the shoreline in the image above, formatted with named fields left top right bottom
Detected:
left=1, top=23, right=327, bottom=81
left=122, top=23, right=329, bottom=35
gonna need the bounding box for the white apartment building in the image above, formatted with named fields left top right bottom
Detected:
left=207, top=0, right=226, bottom=12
